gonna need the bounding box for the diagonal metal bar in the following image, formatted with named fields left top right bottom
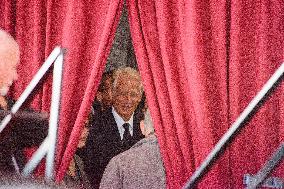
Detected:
left=45, top=49, right=64, bottom=180
left=0, top=47, right=61, bottom=134
left=0, top=46, right=64, bottom=181
left=20, top=47, right=64, bottom=180
left=246, top=143, right=284, bottom=189
left=183, top=62, right=284, bottom=189
left=22, top=138, right=50, bottom=176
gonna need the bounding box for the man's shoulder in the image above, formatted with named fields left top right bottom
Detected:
left=109, top=149, right=134, bottom=166
left=107, top=141, right=150, bottom=171
left=112, top=138, right=148, bottom=160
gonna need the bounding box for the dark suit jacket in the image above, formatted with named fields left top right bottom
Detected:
left=84, top=107, right=144, bottom=188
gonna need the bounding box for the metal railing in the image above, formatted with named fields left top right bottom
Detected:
left=183, top=62, right=284, bottom=189
left=0, top=46, right=65, bottom=181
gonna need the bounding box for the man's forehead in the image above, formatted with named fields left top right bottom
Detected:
left=0, top=43, right=19, bottom=66
left=117, top=76, right=141, bottom=87
left=0, top=48, right=19, bottom=65
left=0, top=36, right=16, bottom=49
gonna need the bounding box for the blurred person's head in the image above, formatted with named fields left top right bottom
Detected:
left=77, top=111, right=93, bottom=148
left=0, top=29, right=19, bottom=96
left=96, top=70, right=114, bottom=109
left=77, top=126, right=89, bottom=149
left=140, top=109, right=155, bottom=137
left=112, top=67, right=143, bottom=121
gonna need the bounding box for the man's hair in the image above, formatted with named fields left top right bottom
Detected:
left=112, top=67, right=143, bottom=93
left=143, top=109, right=155, bottom=136
left=0, top=29, right=20, bottom=63
left=0, top=29, right=17, bottom=43
left=0, top=29, right=20, bottom=68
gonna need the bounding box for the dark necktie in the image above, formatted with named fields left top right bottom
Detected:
left=122, top=123, right=131, bottom=141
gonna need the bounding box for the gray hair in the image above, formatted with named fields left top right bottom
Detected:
left=143, top=109, right=155, bottom=136
left=112, top=67, right=143, bottom=93
left=0, top=29, right=20, bottom=64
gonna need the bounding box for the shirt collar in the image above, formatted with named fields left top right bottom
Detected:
left=112, top=107, right=134, bottom=139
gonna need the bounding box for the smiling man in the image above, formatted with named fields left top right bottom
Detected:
left=85, top=67, right=145, bottom=188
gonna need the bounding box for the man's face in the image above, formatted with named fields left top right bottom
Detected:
left=112, top=75, right=143, bottom=121
left=0, top=48, right=19, bottom=96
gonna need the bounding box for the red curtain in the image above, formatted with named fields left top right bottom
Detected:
left=1, top=0, right=284, bottom=188
left=0, top=0, right=124, bottom=182
left=229, top=1, right=284, bottom=187
left=0, top=0, right=69, bottom=177
left=55, top=0, right=123, bottom=181
left=128, top=0, right=284, bottom=188
left=127, top=0, right=230, bottom=188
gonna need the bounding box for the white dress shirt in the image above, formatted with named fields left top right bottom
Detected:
left=112, top=107, right=134, bottom=140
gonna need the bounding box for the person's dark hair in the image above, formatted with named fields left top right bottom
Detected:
left=97, top=70, right=114, bottom=92
left=85, top=108, right=94, bottom=128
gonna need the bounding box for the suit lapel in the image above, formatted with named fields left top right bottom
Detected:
left=133, top=111, right=144, bottom=139
left=102, top=108, right=121, bottom=142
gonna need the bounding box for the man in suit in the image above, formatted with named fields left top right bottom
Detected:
left=85, top=67, right=145, bottom=188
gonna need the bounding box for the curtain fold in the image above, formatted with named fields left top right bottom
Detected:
left=0, top=0, right=123, bottom=181
left=127, top=0, right=230, bottom=188
left=0, top=0, right=68, bottom=177
left=128, top=0, right=284, bottom=188
left=55, top=0, right=124, bottom=181
left=229, top=1, right=284, bottom=188
left=177, top=0, right=231, bottom=188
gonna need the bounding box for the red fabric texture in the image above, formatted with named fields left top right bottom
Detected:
left=127, top=0, right=229, bottom=188
left=0, top=0, right=68, bottom=177
left=0, top=0, right=124, bottom=181
left=1, top=0, right=284, bottom=188
left=55, top=0, right=124, bottom=181
left=229, top=1, right=284, bottom=188
left=128, top=0, right=284, bottom=188
left=24, top=148, right=46, bottom=178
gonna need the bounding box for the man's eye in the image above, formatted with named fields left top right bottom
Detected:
left=130, top=92, right=139, bottom=97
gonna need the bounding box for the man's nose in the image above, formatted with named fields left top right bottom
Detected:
left=126, top=94, right=133, bottom=102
